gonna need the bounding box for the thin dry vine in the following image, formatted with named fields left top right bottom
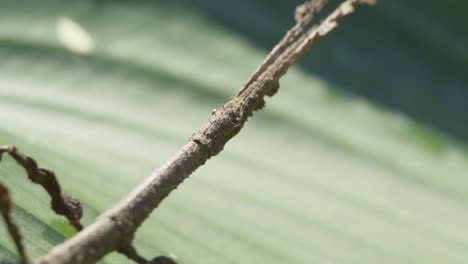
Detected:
left=0, top=146, right=83, bottom=231
left=0, top=183, right=28, bottom=264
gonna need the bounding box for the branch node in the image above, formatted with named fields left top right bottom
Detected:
left=118, top=244, right=148, bottom=264
left=264, top=78, right=280, bottom=97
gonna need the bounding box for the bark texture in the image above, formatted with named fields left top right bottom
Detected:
left=32, top=1, right=375, bottom=263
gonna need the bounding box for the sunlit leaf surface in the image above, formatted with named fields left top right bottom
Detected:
left=1, top=0, right=467, bottom=263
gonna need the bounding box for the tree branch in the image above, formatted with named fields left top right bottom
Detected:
left=33, top=1, right=374, bottom=263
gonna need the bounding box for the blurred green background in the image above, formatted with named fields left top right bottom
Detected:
left=0, top=0, right=467, bottom=263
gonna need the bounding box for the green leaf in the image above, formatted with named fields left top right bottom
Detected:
left=1, top=0, right=468, bottom=263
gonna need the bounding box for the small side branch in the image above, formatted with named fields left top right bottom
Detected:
left=118, top=244, right=178, bottom=264
left=149, top=256, right=177, bottom=264
left=0, top=183, right=28, bottom=264
left=238, top=0, right=329, bottom=96
left=0, top=146, right=83, bottom=231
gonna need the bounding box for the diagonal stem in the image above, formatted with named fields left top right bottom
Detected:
left=34, top=1, right=375, bottom=263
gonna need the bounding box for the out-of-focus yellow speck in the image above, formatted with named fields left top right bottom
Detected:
left=56, top=17, right=95, bottom=55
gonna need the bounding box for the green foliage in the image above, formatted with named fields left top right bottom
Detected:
left=0, top=0, right=467, bottom=263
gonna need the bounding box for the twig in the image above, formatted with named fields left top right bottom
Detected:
left=0, top=146, right=83, bottom=231
left=118, top=244, right=148, bottom=264
left=238, top=0, right=329, bottom=96
left=33, top=1, right=375, bottom=263
left=0, top=183, right=28, bottom=264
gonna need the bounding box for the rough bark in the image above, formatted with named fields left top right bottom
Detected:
left=32, top=1, right=375, bottom=263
